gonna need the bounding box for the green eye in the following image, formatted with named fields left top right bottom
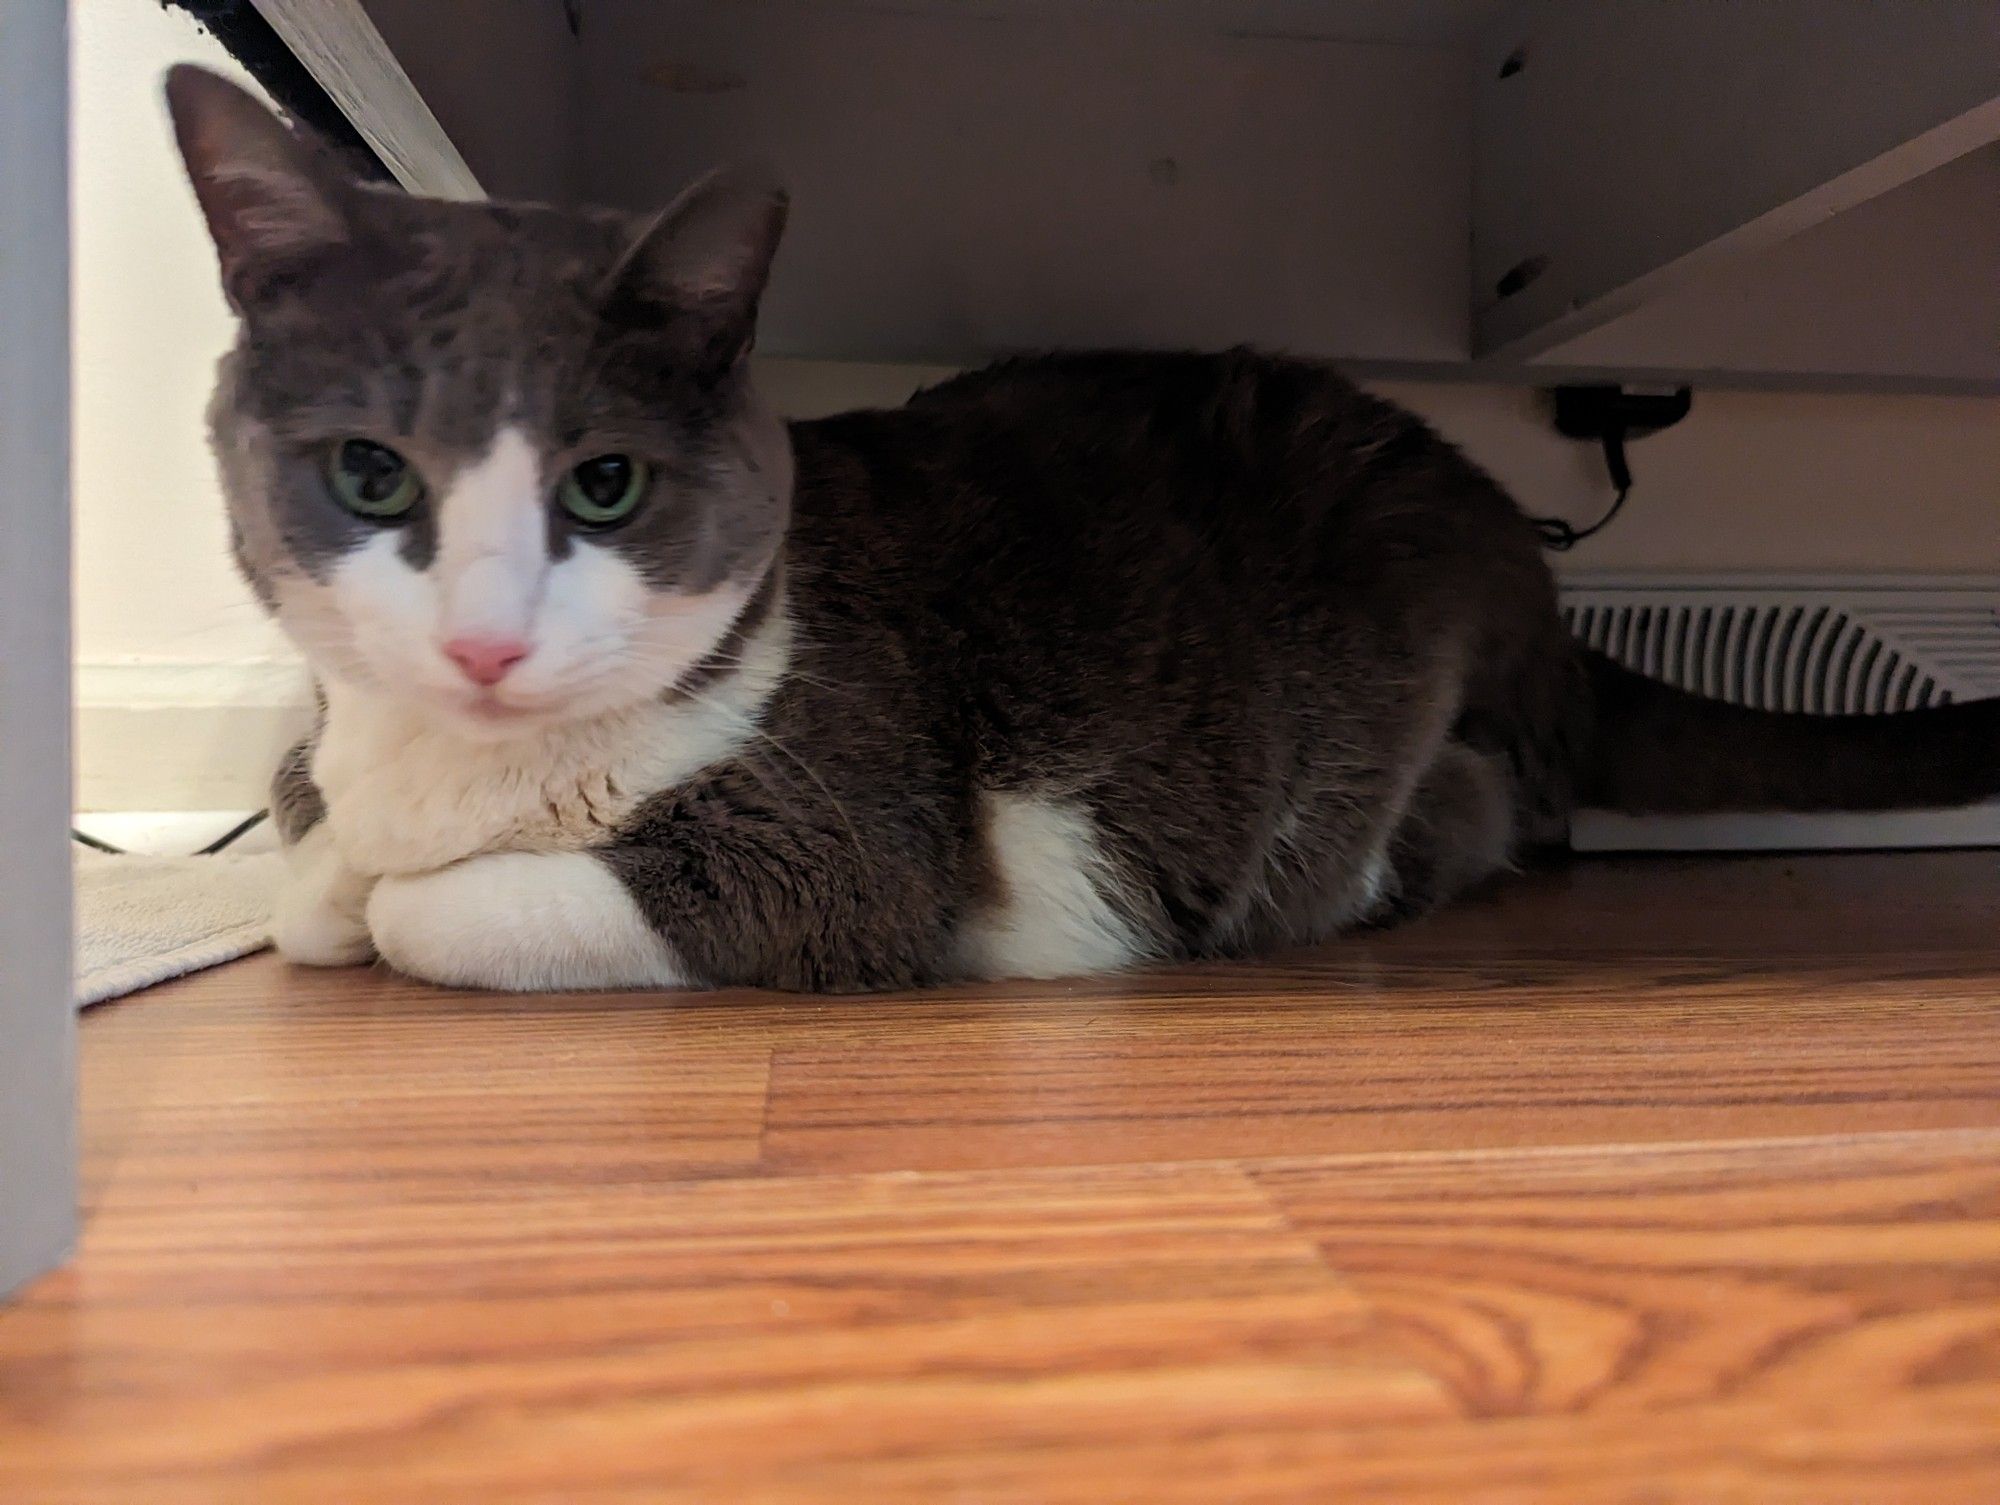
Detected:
left=558, top=454, right=649, bottom=528
left=325, top=439, right=423, bottom=520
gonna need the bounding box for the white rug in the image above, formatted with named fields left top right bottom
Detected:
left=74, top=849, right=278, bottom=1007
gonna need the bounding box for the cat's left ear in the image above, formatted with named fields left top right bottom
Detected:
left=600, top=168, right=789, bottom=363
left=164, top=64, right=354, bottom=309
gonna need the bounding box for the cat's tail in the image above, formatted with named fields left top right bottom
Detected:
left=1575, top=647, right=2000, bottom=814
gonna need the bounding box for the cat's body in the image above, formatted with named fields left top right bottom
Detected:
left=167, top=67, right=2000, bottom=994
left=275, top=350, right=1575, bottom=990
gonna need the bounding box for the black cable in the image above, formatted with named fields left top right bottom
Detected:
left=198, top=809, right=271, bottom=855
left=1535, top=485, right=1631, bottom=551
left=71, top=808, right=272, bottom=858
left=1535, top=428, right=1633, bottom=552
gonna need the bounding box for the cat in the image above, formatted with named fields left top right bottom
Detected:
left=166, top=64, right=2000, bottom=993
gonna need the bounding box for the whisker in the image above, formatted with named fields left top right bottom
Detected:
left=671, top=681, right=868, bottom=863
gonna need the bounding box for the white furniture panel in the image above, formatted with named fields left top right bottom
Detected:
left=1474, top=0, right=2000, bottom=362
left=579, top=0, right=1474, bottom=364
left=330, top=0, right=2000, bottom=389
left=1543, top=143, right=2000, bottom=390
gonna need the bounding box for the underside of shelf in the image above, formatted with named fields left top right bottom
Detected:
left=1473, top=0, right=2000, bottom=374
left=246, top=0, right=2000, bottom=393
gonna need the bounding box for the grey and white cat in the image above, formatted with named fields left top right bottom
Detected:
left=167, top=66, right=2000, bottom=993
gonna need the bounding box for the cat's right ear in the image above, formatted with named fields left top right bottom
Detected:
left=598, top=168, right=789, bottom=368
left=164, top=64, right=352, bottom=309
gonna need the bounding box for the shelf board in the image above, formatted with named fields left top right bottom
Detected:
left=293, top=0, right=2000, bottom=391
left=1473, top=0, right=2000, bottom=363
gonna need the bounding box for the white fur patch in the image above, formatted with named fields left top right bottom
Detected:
left=536, top=547, right=755, bottom=721
left=954, top=793, right=1153, bottom=980
left=433, top=425, right=546, bottom=644
left=1348, top=843, right=1394, bottom=922
left=313, top=604, right=791, bottom=877
left=270, top=824, right=376, bottom=966
left=367, top=851, right=682, bottom=991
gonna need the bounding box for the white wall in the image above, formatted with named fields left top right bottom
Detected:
left=1378, top=383, right=2000, bottom=576
left=69, top=6, right=2000, bottom=811
left=70, top=1, right=311, bottom=812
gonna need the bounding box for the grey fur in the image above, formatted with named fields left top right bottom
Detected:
left=598, top=350, right=1581, bottom=989
left=270, top=725, right=324, bottom=845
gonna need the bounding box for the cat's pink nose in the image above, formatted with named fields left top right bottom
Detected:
left=443, top=634, right=529, bottom=687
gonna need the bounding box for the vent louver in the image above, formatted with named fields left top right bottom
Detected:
left=1555, top=577, right=2000, bottom=852
left=1560, top=579, right=2000, bottom=714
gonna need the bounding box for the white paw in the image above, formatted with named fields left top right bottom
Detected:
left=271, top=826, right=377, bottom=967
left=365, top=850, right=684, bottom=992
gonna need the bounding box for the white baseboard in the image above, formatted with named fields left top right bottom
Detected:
left=75, top=660, right=314, bottom=813
left=1573, top=803, right=2000, bottom=853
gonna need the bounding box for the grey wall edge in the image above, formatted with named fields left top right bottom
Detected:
left=0, top=0, right=80, bottom=1299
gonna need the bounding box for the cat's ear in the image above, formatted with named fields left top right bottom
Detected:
left=164, top=64, right=353, bottom=308
left=600, top=168, right=789, bottom=364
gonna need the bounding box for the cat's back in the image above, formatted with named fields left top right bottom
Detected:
left=794, top=346, right=1388, bottom=505
left=783, top=346, right=1530, bottom=597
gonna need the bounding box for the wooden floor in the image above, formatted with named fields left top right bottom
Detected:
left=5, top=853, right=2000, bottom=1501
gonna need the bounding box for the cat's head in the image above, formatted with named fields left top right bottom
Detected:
left=165, top=65, right=793, bottom=737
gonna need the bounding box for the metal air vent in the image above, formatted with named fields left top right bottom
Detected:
left=1556, top=576, right=2000, bottom=852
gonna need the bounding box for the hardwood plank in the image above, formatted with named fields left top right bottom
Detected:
left=1257, top=1131, right=2000, bottom=1415
left=0, top=1162, right=1444, bottom=1502
left=6, top=852, right=2000, bottom=1500
left=735, top=1129, right=2000, bottom=1504
left=763, top=855, right=2000, bottom=1171
left=79, top=959, right=773, bottom=1205
left=771, top=1371, right=2000, bottom=1505
left=6, top=1135, right=1997, bottom=1501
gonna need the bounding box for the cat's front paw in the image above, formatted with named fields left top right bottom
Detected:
left=366, top=850, right=684, bottom=992
left=271, top=826, right=376, bottom=966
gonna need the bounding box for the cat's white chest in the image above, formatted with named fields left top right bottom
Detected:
left=314, top=695, right=652, bottom=875
left=312, top=643, right=782, bottom=878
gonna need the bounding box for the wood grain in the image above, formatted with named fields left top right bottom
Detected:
left=3, top=853, right=1999, bottom=1501
left=763, top=853, right=2000, bottom=1171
